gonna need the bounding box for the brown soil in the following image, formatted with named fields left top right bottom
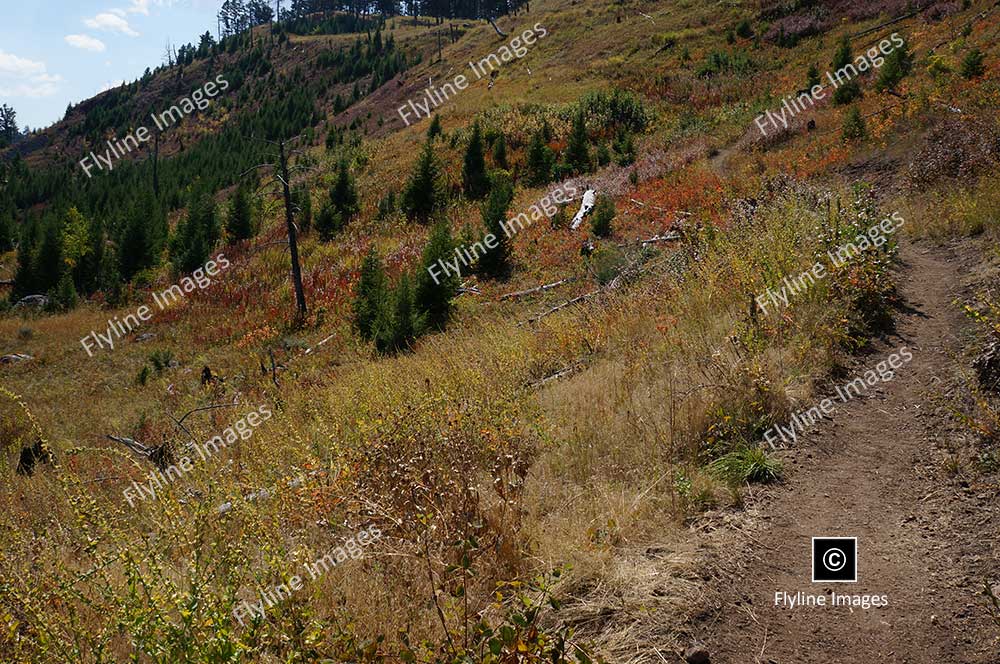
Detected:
left=690, top=239, right=1000, bottom=663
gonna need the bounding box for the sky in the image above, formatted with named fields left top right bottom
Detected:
left=1, top=0, right=223, bottom=131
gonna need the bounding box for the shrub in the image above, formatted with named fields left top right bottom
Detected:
left=696, top=50, right=754, bottom=78
left=736, top=19, right=753, bottom=39
left=709, top=446, right=783, bottom=485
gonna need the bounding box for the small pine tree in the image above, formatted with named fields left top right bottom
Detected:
left=402, top=139, right=443, bottom=223
left=564, top=109, right=592, bottom=175
left=52, top=270, right=78, bottom=311
left=0, top=209, right=13, bottom=252
left=171, top=192, right=220, bottom=274
left=736, top=19, right=753, bottom=39
left=591, top=195, right=616, bottom=238
left=227, top=184, right=254, bottom=241
left=876, top=37, right=912, bottom=91
left=477, top=179, right=515, bottom=280
left=613, top=129, right=636, bottom=166
left=961, top=48, right=985, bottom=79
left=427, top=114, right=442, bottom=140
left=331, top=160, right=359, bottom=220
left=11, top=221, right=39, bottom=300
left=833, top=79, right=861, bottom=105
left=842, top=106, right=867, bottom=142
left=386, top=272, right=417, bottom=352
left=315, top=202, right=345, bottom=240
left=526, top=128, right=555, bottom=186
left=832, top=36, right=852, bottom=71
left=806, top=64, right=821, bottom=89
left=462, top=122, right=490, bottom=200
left=416, top=219, right=459, bottom=330
left=596, top=142, right=611, bottom=167
left=354, top=246, right=389, bottom=341
left=492, top=133, right=509, bottom=170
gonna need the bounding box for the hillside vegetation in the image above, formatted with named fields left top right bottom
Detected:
left=1, top=0, right=999, bottom=661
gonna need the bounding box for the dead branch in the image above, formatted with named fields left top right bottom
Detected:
left=519, top=290, right=600, bottom=326
left=500, top=277, right=576, bottom=301
left=528, top=363, right=584, bottom=389
left=107, top=435, right=152, bottom=457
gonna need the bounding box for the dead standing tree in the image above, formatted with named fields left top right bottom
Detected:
left=242, top=134, right=310, bottom=323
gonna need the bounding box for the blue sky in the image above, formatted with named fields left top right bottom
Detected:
left=1, top=0, right=222, bottom=131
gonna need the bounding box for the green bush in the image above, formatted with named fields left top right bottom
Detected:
left=709, top=446, right=783, bottom=485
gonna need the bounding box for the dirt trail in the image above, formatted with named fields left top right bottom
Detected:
left=692, top=240, right=1000, bottom=663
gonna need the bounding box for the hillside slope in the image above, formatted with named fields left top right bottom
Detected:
left=1, top=0, right=999, bottom=662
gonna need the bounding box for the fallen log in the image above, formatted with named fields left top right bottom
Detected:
left=487, top=17, right=507, bottom=38
left=500, top=277, right=576, bottom=301
left=519, top=290, right=600, bottom=326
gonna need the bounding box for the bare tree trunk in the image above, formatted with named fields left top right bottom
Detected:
left=278, top=139, right=308, bottom=320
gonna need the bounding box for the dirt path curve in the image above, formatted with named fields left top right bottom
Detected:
left=692, top=240, right=1000, bottom=663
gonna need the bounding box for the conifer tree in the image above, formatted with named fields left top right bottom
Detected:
left=526, top=128, right=555, bottom=186
left=462, top=121, right=490, bottom=200
left=171, top=192, right=220, bottom=274
left=35, top=218, right=63, bottom=294
left=842, top=106, right=867, bottom=142
left=227, top=183, right=254, bottom=241
left=492, top=133, right=508, bottom=170
left=416, top=219, right=458, bottom=330
left=354, top=246, right=389, bottom=340
left=427, top=113, right=442, bottom=140
left=402, top=139, right=443, bottom=223
left=53, top=270, right=78, bottom=311
left=832, top=36, right=852, bottom=71
left=806, top=64, right=821, bottom=89
left=591, top=195, right=615, bottom=238
left=315, top=202, right=345, bottom=240
left=564, top=108, right=592, bottom=176
left=387, top=272, right=417, bottom=352
left=11, top=220, right=39, bottom=299
left=331, top=159, right=359, bottom=219
left=477, top=178, right=514, bottom=280
left=876, top=36, right=912, bottom=91
left=0, top=209, right=13, bottom=252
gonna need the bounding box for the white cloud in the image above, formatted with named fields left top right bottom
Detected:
left=0, top=49, right=61, bottom=98
left=0, top=50, right=46, bottom=78
left=84, top=12, right=140, bottom=37
left=65, top=34, right=108, bottom=52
